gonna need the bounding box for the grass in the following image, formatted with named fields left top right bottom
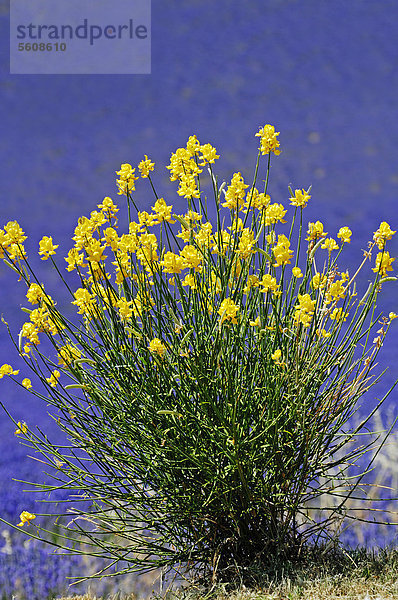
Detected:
left=56, top=546, right=398, bottom=600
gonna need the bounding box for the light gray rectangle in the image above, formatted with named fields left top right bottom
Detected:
left=10, top=0, right=151, bottom=74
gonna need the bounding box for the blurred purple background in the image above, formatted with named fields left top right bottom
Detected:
left=0, top=0, right=398, bottom=594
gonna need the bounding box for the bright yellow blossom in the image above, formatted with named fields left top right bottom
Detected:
left=330, top=308, right=348, bottom=322
left=307, top=221, right=327, bottom=241
left=97, top=196, right=119, bottom=218
left=26, top=283, right=44, bottom=305
left=182, top=273, right=198, bottom=290
left=17, top=511, right=36, bottom=526
left=264, top=203, right=287, bottom=226
left=138, top=155, right=155, bottom=178
left=46, top=370, right=61, bottom=388
left=372, top=251, right=395, bottom=276
left=0, top=364, right=20, bottom=378
left=218, top=298, right=239, bottom=325
left=337, top=226, right=352, bottom=244
left=149, top=338, right=167, bottom=357
left=198, top=143, right=219, bottom=165
left=15, top=421, right=28, bottom=435
left=72, top=288, right=97, bottom=316
left=3, top=221, right=27, bottom=245
left=389, top=312, right=398, bottom=320
left=373, top=222, right=396, bottom=249
left=294, top=294, right=316, bottom=327
left=58, top=344, right=82, bottom=367
left=271, top=349, right=285, bottom=366
left=116, top=298, right=134, bottom=321
left=65, top=248, right=86, bottom=271
left=292, top=267, right=303, bottom=278
left=290, top=189, right=311, bottom=208
left=180, top=244, right=202, bottom=270
left=161, top=251, right=185, bottom=274
left=321, top=238, right=339, bottom=252
left=116, top=163, right=139, bottom=195
left=259, top=274, right=279, bottom=294
left=39, top=236, right=59, bottom=260
left=255, top=124, right=281, bottom=156
left=22, top=378, right=32, bottom=389
left=311, top=272, right=327, bottom=290
left=222, top=172, right=249, bottom=211
left=249, top=316, right=261, bottom=327
left=273, top=234, right=294, bottom=266
left=152, top=198, right=175, bottom=223
left=326, top=280, right=346, bottom=303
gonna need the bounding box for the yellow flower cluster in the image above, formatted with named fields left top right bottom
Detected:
left=167, top=135, right=219, bottom=199
left=116, top=163, right=139, bottom=195
left=0, top=221, right=27, bottom=260
left=0, top=364, right=19, bottom=378
left=255, top=125, right=281, bottom=156
left=17, top=511, right=36, bottom=526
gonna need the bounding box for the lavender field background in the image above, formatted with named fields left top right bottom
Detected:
left=1, top=1, right=398, bottom=598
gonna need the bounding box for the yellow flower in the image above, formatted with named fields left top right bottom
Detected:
left=373, top=221, right=396, bottom=249
left=290, top=189, right=311, bottom=208
left=152, top=198, right=175, bottom=223
left=372, top=251, right=395, bottom=276
left=72, top=288, right=97, bottom=316
left=218, top=298, right=239, bottom=325
left=138, top=155, right=155, bottom=178
left=306, top=221, right=327, bottom=241
left=26, top=283, right=44, bottom=305
left=243, top=274, right=260, bottom=294
left=0, top=364, right=19, bottom=378
left=58, top=344, right=82, bottom=367
left=116, top=163, right=138, bottom=195
left=46, top=370, right=61, bottom=388
left=293, top=294, right=316, bottom=327
left=21, top=322, right=40, bottom=345
left=271, top=349, right=285, bottom=366
left=271, top=349, right=281, bottom=362
left=116, top=298, right=134, bottom=321
left=222, top=172, right=249, bottom=211
left=321, top=238, right=339, bottom=252
left=317, top=328, right=331, bottom=338
left=15, top=421, right=28, bottom=435
left=149, top=338, right=167, bottom=357
left=3, top=221, right=27, bottom=245
left=22, top=378, right=32, bottom=389
left=198, top=143, right=219, bottom=165
left=249, top=316, right=261, bottom=327
left=180, top=244, right=202, bottom=270
left=326, top=280, right=346, bottom=303
left=264, top=203, right=287, bottom=226
left=273, top=234, right=294, bottom=266
left=161, top=251, right=185, bottom=274
left=330, top=308, right=348, bottom=322
left=255, top=124, right=281, bottom=156
left=17, top=511, right=36, bottom=526
left=389, top=312, right=398, bottom=320
left=244, top=188, right=270, bottom=211
left=39, top=236, right=59, bottom=260
left=259, top=274, right=279, bottom=294
left=311, top=272, right=327, bottom=290
left=337, top=226, right=352, bottom=244
left=182, top=273, right=198, bottom=290
left=97, top=197, right=119, bottom=218
left=65, top=248, right=86, bottom=271
left=292, top=267, right=303, bottom=278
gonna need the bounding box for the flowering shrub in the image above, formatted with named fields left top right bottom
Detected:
left=0, top=125, right=397, bottom=585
